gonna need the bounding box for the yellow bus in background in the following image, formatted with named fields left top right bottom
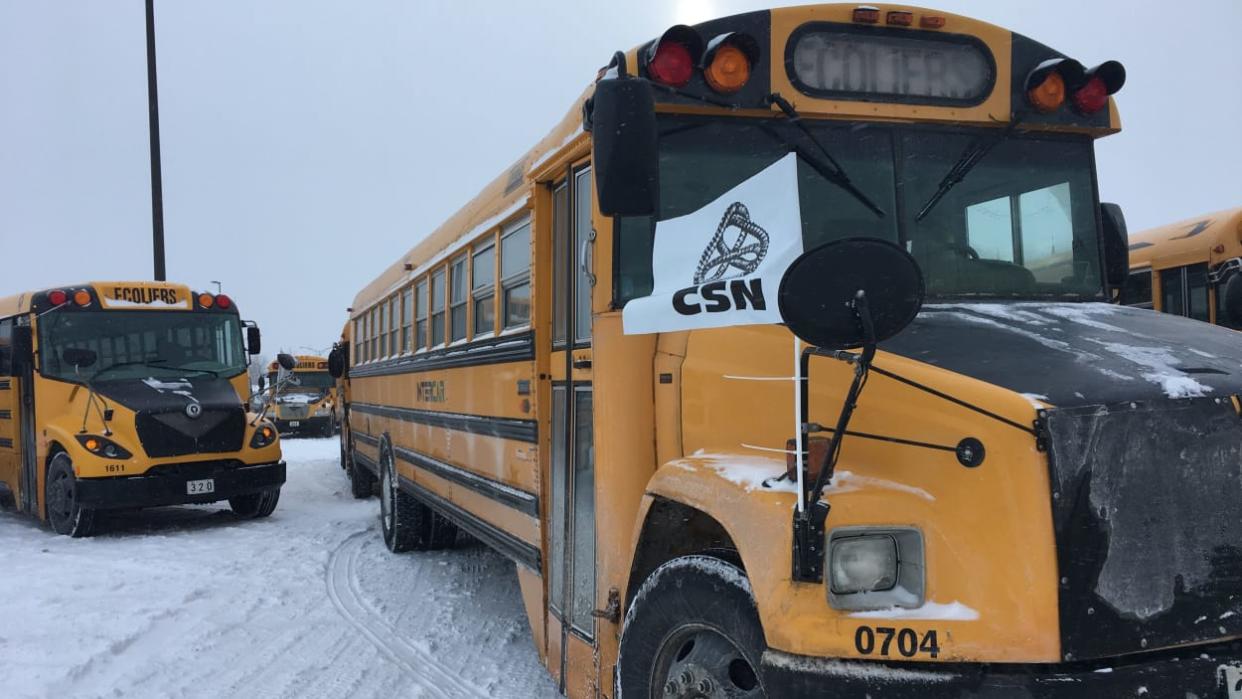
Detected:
left=332, top=5, right=1242, bottom=696
left=0, top=282, right=285, bottom=537
left=263, top=354, right=337, bottom=437
left=1124, top=206, right=1242, bottom=328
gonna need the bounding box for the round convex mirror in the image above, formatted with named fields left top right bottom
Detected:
left=777, top=238, right=925, bottom=350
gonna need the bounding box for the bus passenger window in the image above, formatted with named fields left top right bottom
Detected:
left=472, top=243, right=496, bottom=336
left=1186, top=264, right=1210, bottom=322
left=1161, top=268, right=1184, bottom=317
left=966, top=196, right=1015, bottom=262
left=431, top=268, right=446, bottom=346
left=1120, top=270, right=1153, bottom=307
left=388, top=296, right=399, bottom=356
left=0, top=318, right=12, bottom=375
left=400, top=288, right=412, bottom=353
left=450, top=255, right=468, bottom=342
left=1160, top=263, right=1209, bottom=320
left=352, top=319, right=362, bottom=363
left=377, top=301, right=387, bottom=358
left=501, top=221, right=531, bottom=328
left=415, top=279, right=428, bottom=349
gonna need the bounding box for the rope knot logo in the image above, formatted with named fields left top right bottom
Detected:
left=693, top=202, right=770, bottom=284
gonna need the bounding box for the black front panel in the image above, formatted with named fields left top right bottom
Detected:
left=136, top=407, right=245, bottom=458
left=1046, top=398, right=1242, bottom=660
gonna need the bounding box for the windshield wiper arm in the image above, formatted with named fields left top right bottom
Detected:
left=765, top=93, right=885, bottom=219
left=91, top=359, right=167, bottom=382
left=161, top=364, right=220, bottom=377
left=914, top=115, right=1025, bottom=222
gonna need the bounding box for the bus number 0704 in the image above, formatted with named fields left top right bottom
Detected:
left=854, top=625, right=940, bottom=659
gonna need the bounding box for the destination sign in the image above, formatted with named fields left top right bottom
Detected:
left=790, top=29, right=992, bottom=104
left=99, top=284, right=190, bottom=310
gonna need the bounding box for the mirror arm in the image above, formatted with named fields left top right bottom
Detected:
left=792, top=290, right=879, bottom=583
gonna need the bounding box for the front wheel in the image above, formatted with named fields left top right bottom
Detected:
left=617, top=555, right=766, bottom=699
left=45, top=452, right=96, bottom=537
left=229, top=488, right=280, bottom=518
left=345, top=440, right=375, bottom=499
left=379, top=445, right=457, bottom=553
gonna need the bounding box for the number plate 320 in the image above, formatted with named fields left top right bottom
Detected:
left=855, top=625, right=940, bottom=659
left=186, top=478, right=215, bottom=495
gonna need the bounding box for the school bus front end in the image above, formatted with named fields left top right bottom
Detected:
left=0, top=282, right=284, bottom=537
left=266, top=355, right=337, bottom=437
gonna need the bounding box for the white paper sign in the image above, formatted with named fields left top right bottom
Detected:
left=623, top=153, right=803, bottom=335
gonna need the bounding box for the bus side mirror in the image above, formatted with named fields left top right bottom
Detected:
left=589, top=75, right=658, bottom=217
left=62, top=347, right=98, bottom=369
left=328, top=346, right=347, bottom=379
left=277, top=353, right=298, bottom=371
left=1101, top=203, right=1129, bottom=289
left=246, top=325, right=262, bottom=355
left=1222, top=274, right=1242, bottom=328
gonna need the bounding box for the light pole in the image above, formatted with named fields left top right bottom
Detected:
left=145, top=0, right=167, bottom=281
left=211, top=280, right=222, bottom=294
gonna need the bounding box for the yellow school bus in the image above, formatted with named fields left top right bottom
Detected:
left=1124, top=206, right=1242, bottom=328
left=0, top=281, right=285, bottom=537
left=332, top=5, right=1242, bottom=695
left=263, top=354, right=337, bottom=437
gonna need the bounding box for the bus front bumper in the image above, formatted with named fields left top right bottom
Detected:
left=761, top=642, right=1242, bottom=697
left=75, top=461, right=286, bottom=510
left=272, top=416, right=332, bottom=434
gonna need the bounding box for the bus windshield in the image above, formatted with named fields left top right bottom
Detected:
left=285, top=372, right=334, bottom=391
left=39, top=310, right=247, bottom=383
left=617, top=118, right=1103, bottom=303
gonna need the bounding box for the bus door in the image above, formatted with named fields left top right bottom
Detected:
left=0, top=317, right=37, bottom=514
left=546, top=164, right=599, bottom=694
left=1159, top=263, right=1210, bottom=321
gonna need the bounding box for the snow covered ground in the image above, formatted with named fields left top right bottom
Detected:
left=0, top=438, right=559, bottom=698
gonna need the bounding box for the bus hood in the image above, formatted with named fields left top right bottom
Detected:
left=880, top=302, right=1242, bottom=406
left=884, top=303, right=1242, bottom=659
left=95, top=376, right=246, bottom=458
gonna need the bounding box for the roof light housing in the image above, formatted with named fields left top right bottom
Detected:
left=1072, top=61, right=1126, bottom=115
left=1025, top=58, right=1084, bottom=113
left=48, top=289, right=68, bottom=306
left=73, top=289, right=92, bottom=307
left=852, top=6, right=880, bottom=23
left=701, top=32, right=760, bottom=94
left=645, top=25, right=703, bottom=88
left=198, top=292, right=215, bottom=309
left=216, top=293, right=233, bottom=310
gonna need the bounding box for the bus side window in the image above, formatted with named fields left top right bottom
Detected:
left=1120, top=269, right=1153, bottom=308
left=1160, top=264, right=1210, bottom=321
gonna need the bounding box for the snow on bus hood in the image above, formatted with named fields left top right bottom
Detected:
left=879, top=302, right=1242, bottom=406
left=94, top=375, right=242, bottom=412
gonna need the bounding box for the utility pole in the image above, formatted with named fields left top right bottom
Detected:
left=211, top=280, right=222, bottom=294
left=145, top=0, right=167, bottom=281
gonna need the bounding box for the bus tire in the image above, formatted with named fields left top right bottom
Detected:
left=229, top=487, right=280, bottom=518
left=379, top=446, right=457, bottom=552
left=45, top=453, right=97, bottom=537
left=346, top=444, right=374, bottom=499
left=617, top=555, right=766, bottom=699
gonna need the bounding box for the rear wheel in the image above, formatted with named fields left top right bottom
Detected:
left=229, top=487, right=280, bottom=518
left=618, top=555, right=766, bottom=699
left=379, top=444, right=457, bottom=553
left=45, top=453, right=96, bottom=537
left=345, top=439, right=375, bottom=499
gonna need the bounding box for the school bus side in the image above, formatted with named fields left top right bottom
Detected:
left=1124, top=206, right=1242, bottom=326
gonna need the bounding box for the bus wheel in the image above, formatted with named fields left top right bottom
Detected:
left=618, top=555, right=765, bottom=699
left=346, top=444, right=374, bottom=499
left=45, top=453, right=97, bottom=537
left=229, top=488, right=281, bottom=518
left=379, top=447, right=457, bottom=553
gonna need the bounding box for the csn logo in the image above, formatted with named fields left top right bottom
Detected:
left=673, top=202, right=769, bottom=316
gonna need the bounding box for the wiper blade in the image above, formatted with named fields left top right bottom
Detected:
left=91, top=359, right=167, bottom=381
left=765, top=93, right=885, bottom=219
left=162, top=364, right=220, bottom=378
left=914, top=116, right=1024, bottom=222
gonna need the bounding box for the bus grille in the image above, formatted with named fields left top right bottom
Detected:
left=279, top=404, right=310, bottom=420
left=136, top=407, right=245, bottom=458
left=1045, top=398, right=1242, bottom=660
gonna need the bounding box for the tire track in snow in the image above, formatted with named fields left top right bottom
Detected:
left=326, top=530, right=486, bottom=698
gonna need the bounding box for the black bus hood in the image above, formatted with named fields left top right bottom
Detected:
left=95, top=376, right=246, bottom=458
left=885, top=303, right=1242, bottom=659
left=881, top=302, right=1242, bottom=407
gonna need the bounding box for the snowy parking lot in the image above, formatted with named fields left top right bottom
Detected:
left=0, top=438, right=558, bottom=699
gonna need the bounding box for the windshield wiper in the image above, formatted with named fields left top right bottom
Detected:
left=90, top=359, right=168, bottom=382
left=914, top=116, right=1024, bottom=222
left=764, top=93, right=885, bottom=219
left=161, top=364, right=221, bottom=378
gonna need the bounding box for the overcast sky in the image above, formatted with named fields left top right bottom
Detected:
left=2, top=0, right=1239, bottom=353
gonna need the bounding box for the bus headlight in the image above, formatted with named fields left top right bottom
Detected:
left=75, top=435, right=133, bottom=460
left=827, top=528, right=924, bottom=611
left=315, top=403, right=332, bottom=417
left=250, top=423, right=278, bottom=449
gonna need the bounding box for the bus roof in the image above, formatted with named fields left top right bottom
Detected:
left=348, top=3, right=1124, bottom=316
left=0, top=281, right=220, bottom=319
left=1129, top=207, right=1242, bottom=271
